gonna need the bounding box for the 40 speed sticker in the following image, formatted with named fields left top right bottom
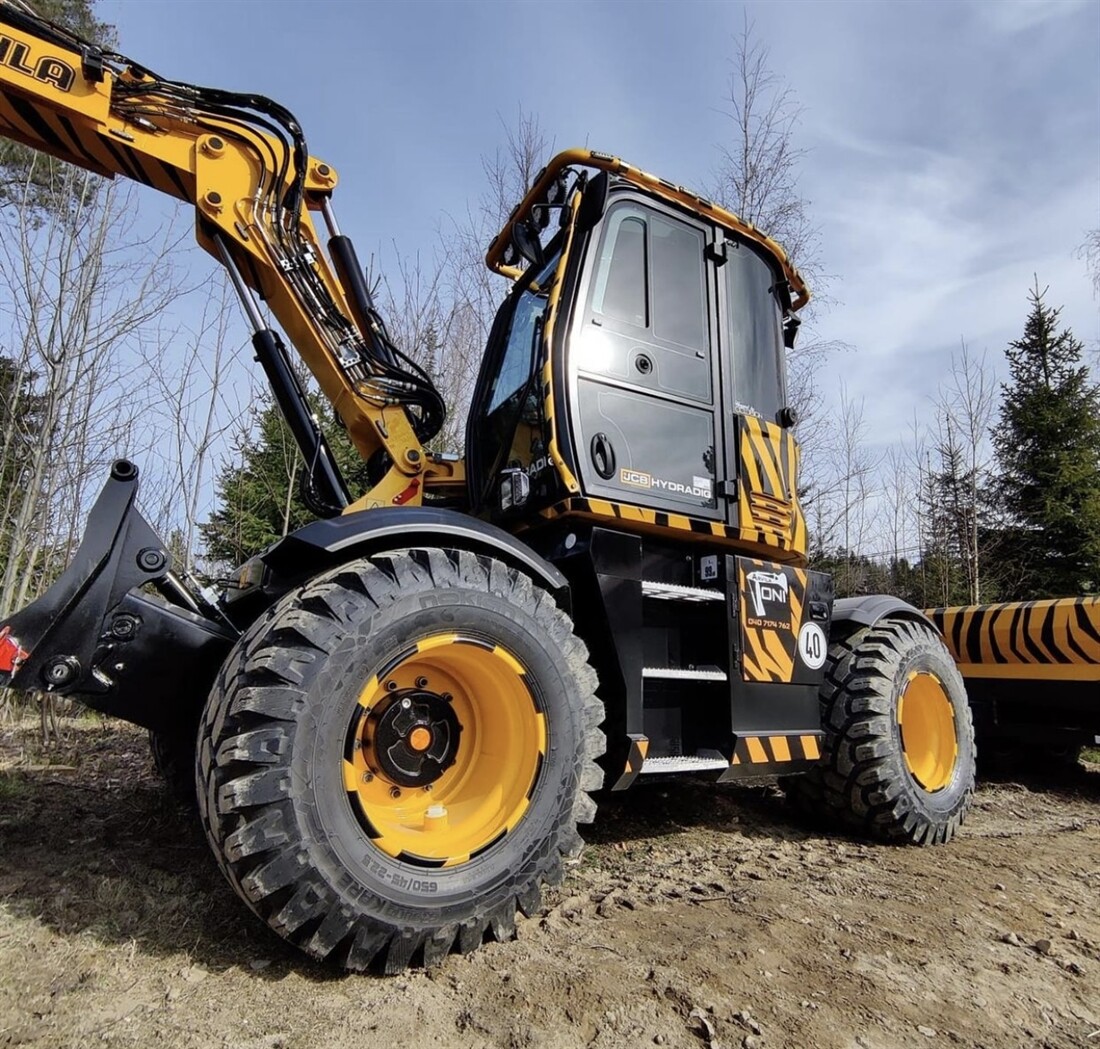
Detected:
left=798, top=621, right=827, bottom=670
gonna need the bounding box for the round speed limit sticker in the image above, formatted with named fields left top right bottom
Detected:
left=798, top=622, right=828, bottom=670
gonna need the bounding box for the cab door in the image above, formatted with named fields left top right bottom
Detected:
left=716, top=238, right=804, bottom=551
left=567, top=195, right=724, bottom=520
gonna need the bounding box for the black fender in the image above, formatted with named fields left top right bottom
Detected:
left=830, top=595, right=938, bottom=639
left=256, top=507, right=570, bottom=607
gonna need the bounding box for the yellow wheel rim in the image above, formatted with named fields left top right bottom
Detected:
left=897, top=671, right=958, bottom=792
left=343, top=634, right=546, bottom=868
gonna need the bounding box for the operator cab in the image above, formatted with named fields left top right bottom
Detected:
left=467, top=151, right=807, bottom=560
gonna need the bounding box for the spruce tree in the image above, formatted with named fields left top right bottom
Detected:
left=991, top=283, right=1100, bottom=597
left=201, top=395, right=372, bottom=569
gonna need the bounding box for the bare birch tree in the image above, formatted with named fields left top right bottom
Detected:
left=139, top=275, right=250, bottom=575
left=0, top=159, right=190, bottom=724
left=711, top=16, right=842, bottom=461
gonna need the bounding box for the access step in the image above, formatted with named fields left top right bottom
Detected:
left=639, top=755, right=729, bottom=774
left=642, top=666, right=728, bottom=681
left=641, top=580, right=724, bottom=603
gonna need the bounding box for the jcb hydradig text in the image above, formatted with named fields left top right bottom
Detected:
left=0, top=1, right=976, bottom=972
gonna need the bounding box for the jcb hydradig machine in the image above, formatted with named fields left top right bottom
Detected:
left=0, top=3, right=976, bottom=971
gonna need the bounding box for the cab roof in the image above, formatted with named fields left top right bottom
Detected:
left=485, top=148, right=809, bottom=311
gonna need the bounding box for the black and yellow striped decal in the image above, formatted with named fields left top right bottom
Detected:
left=536, top=497, right=807, bottom=563
left=928, top=598, right=1100, bottom=683
left=0, top=87, right=194, bottom=201
left=738, top=415, right=808, bottom=557
left=738, top=559, right=808, bottom=683
left=611, top=734, right=650, bottom=791
left=718, top=732, right=823, bottom=781
left=731, top=733, right=822, bottom=765
left=536, top=415, right=808, bottom=561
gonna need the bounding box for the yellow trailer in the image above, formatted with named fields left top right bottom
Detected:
left=928, top=598, right=1100, bottom=759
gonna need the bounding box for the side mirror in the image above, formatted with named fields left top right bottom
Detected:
left=576, top=171, right=609, bottom=233
left=511, top=219, right=545, bottom=269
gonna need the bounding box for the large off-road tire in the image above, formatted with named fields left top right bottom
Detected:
left=196, top=548, right=605, bottom=972
left=149, top=729, right=197, bottom=805
left=785, top=616, right=975, bottom=845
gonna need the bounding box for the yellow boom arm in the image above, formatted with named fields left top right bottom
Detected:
left=0, top=1, right=455, bottom=512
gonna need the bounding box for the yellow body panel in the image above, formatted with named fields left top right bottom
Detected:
left=0, top=15, right=427, bottom=508
left=929, top=598, right=1100, bottom=684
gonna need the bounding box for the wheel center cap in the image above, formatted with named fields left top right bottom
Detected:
left=369, top=689, right=461, bottom=788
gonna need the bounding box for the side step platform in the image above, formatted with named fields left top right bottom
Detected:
left=614, top=731, right=824, bottom=788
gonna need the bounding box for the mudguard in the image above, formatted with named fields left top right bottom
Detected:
left=830, top=594, right=937, bottom=636
left=249, top=507, right=570, bottom=607
left=0, top=462, right=570, bottom=736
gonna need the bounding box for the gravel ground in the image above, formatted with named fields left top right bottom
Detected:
left=0, top=717, right=1097, bottom=1049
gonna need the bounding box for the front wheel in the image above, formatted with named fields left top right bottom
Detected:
left=196, top=548, right=604, bottom=971
left=785, top=616, right=976, bottom=845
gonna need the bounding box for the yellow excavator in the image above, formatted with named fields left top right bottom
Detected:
left=0, top=2, right=978, bottom=972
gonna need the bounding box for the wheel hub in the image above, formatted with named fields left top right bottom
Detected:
left=369, top=689, right=461, bottom=788
left=342, top=634, right=547, bottom=867
left=898, top=670, right=958, bottom=793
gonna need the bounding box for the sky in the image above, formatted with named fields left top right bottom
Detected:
left=96, top=0, right=1099, bottom=462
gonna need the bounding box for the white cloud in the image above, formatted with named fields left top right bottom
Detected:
left=976, top=0, right=1091, bottom=33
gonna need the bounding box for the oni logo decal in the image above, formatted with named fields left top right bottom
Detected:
left=746, top=570, right=789, bottom=619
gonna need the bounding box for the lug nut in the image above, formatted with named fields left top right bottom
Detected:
left=389, top=786, right=401, bottom=799
left=361, top=771, right=373, bottom=783
left=415, top=676, right=428, bottom=688
left=385, top=680, right=397, bottom=692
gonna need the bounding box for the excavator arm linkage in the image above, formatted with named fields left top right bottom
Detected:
left=0, top=0, right=457, bottom=513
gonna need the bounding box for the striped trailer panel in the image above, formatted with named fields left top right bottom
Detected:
left=927, top=597, right=1100, bottom=750
left=928, top=598, right=1100, bottom=683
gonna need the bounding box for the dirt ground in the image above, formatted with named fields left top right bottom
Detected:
left=0, top=718, right=1097, bottom=1049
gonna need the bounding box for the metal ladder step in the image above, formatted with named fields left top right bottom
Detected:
left=640, top=755, right=730, bottom=774
left=641, top=580, right=724, bottom=602
left=642, top=666, right=728, bottom=681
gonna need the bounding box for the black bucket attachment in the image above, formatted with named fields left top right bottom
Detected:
left=0, top=460, right=237, bottom=735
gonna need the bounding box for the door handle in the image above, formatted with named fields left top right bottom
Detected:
left=590, top=432, right=616, bottom=480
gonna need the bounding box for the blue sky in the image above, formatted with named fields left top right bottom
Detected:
left=99, top=0, right=1099, bottom=456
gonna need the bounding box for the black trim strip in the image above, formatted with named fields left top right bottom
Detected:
left=470, top=828, right=507, bottom=859
left=1038, top=602, right=1071, bottom=664
left=157, top=159, right=189, bottom=200
left=378, top=644, right=418, bottom=682
left=99, top=135, right=151, bottom=186
left=6, top=92, right=66, bottom=152
left=396, top=850, right=446, bottom=869
left=1074, top=601, right=1100, bottom=646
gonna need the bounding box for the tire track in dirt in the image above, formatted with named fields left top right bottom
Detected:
left=1, top=721, right=1097, bottom=1048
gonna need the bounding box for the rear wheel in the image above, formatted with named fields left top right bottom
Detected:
left=196, top=548, right=604, bottom=971
left=785, top=616, right=975, bottom=844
